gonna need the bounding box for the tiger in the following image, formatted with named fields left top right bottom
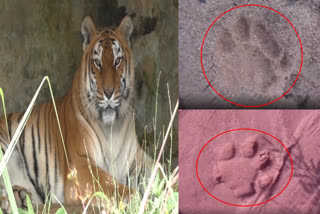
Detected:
left=0, top=15, right=153, bottom=209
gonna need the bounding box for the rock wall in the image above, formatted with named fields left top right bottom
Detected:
left=0, top=0, right=178, bottom=166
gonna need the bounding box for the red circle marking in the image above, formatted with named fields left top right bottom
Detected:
left=196, top=128, right=293, bottom=207
left=200, top=4, right=303, bottom=108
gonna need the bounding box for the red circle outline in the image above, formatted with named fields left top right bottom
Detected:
left=196, top=128, right=294, bottom=207
left=200, top=4, right=303, bottom=108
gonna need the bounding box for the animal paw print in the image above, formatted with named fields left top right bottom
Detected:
left=214, top=135, right=281, bottom=199
left=212, top=14, right=292, bottom=97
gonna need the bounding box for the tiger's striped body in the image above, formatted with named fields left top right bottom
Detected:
left=0, top=16, right=153, bottom=205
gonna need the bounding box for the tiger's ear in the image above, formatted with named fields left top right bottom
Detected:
left=81, top=16, right=96, bottom=51
left=118, top=16, right=133, bottom=42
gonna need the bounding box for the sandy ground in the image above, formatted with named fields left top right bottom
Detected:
left=179, top=0, right=320, bottom=108
left=179, top=110, right=320, bottom=214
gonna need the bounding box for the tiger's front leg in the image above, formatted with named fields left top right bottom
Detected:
left=64, top=158, right=133, bottom=206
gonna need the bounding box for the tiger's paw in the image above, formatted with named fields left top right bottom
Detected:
left=0, top=185, right=32, bottom=213
left=12, top=185, right=32, bottom=210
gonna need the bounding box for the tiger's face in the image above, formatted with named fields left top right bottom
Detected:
left=81, top=16, right=134, bottom=124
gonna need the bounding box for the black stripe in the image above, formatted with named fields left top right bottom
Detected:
left=87, top=53, right=91, bottom=84
left=47, top=103, right=53, bottom=196
left=19, top=127, right=25, bottom=158
left=17, top=112, right=24, bottom=122
left=7, top=113, right=12, bottom=140
left=48, top=103, right=52, bottom=152
left=21, top=127, right=45, bottom=203
left=137, top=173, right=141, bottom=186
left=90, top=79, right=95, bottom=91
left=128, top=54, right=131, bottom=74
left=16, top=112, right=25, bottom=151
left=56, top=140, right=61, bottom=175
left=0, top=132, right=5, bottom=142
left=45, top=103, right=51, bottom=199
left=55, top=101, right=61, bottom=178
left=0, top=129, right=8, bottom=148
left=0, top=121, right=6, bottom=153
left=129, top=161, right=136, bottom=177
left=46, top=104, right=52, bottom=153
left=54, top=150, right=58, bottom=191
left=31, top=125, right=39, bottom=185
left=84, top=53, right=88, bottom=83
left=126, top=176, right=130, bottom=186
left=43, top=103, right=47, bottom=155
left=37, top=107, right=41, bottom=152
left=46, top=177, right=51, bottom=202
left=44, top=124, right=49, bottom=200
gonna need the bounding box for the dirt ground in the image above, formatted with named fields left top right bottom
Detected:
left=179, top=110, right=320, bottom=214
left=179, top=0, right=320, bottom=108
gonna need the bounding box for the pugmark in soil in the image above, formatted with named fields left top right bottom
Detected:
left=213, top=135, right=284, bottom=202
left=179, top=110, right=320, bottom=214
left=203, top=7, right=300, bottom=106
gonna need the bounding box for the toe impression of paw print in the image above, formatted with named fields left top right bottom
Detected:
left=201, top=5, right=302, bottom=107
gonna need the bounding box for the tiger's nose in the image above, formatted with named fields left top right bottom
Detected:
left=104, top=88, right=114, bottom=99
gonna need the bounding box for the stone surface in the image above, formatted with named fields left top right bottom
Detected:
left=0, top=0, right=178, bottom=166
left=179, top=0, right=320, bottom=108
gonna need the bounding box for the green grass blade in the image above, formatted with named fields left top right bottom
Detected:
left=55, top=207, right=66, bottom=214
left=138, top=100, right=179, bottom=214
left=51, top=195, right=67, bottom=214
left=44, top=77, right=69, bottom=169
left=26, top=195, right=35, bottom=214
left=82, top=191, right=109, bottom=214
left=0, top=88, right=19, bottom=214
left=0, top=89, right=10, bottom=140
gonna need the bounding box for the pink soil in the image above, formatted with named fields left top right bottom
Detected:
left=179, top=110, right=320, bottom=214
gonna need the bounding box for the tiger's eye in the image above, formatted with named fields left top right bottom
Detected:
left=115, top=57, right=122, bottom=67
left=93, top=59, right=101, bottom=69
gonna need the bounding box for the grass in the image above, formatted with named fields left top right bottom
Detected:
left=0, top=76, right=178, bottom=214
